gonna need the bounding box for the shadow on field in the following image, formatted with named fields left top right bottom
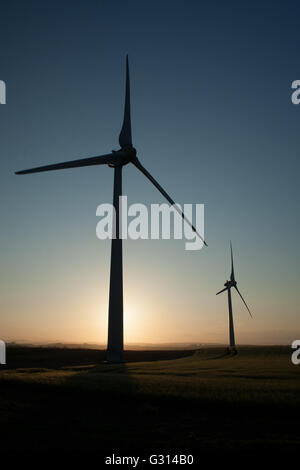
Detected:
left=3, top=347, right=195, bottom=370
left=196, top=348, right=239, bottom=360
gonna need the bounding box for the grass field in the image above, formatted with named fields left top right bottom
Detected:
left=0, top=346, right=299, bottom=453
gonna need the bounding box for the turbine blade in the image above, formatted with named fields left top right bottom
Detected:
left=234, top=286, right=252, bottom=317
left=119, top=55, right=132, bottom=147
left=230, top=241, right=235, bottom=281
left=216, top=287, right=227, bottom=295
left=132, top=158, right=207, bottom=246
left=15, top=153, right=115, bottom=175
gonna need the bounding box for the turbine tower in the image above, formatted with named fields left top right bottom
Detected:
left=216, top=242, right=251, bottom=353
left=15, top=56, right=206, bottom=363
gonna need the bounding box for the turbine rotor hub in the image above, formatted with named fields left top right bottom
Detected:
left=109, top=146, right=137, bottom=167
left=225, top=280, right=237, bottom=288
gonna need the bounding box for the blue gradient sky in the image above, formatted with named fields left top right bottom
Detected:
left=0, top=0, right=299, bottom=344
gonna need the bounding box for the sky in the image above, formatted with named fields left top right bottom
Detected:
left=0, top=0, right=299, bottom=345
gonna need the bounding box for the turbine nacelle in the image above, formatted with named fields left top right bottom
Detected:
left=108, top=146, right=137, bottom=167
left=225, top=279, right=236, bottom=288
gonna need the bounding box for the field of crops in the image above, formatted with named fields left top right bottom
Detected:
left=0, top=346, right=299, bottom=452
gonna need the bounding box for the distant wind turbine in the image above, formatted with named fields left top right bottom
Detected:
left=15, top=55, right=207, bottom=363
left=216, top=242, right=252, bottom=353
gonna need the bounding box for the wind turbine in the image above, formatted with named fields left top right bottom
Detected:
left=15, top=55, right=206, bottom=363
left=216, top=242, right=251, bottom=353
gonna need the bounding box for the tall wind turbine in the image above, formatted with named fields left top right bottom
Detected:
left=216, top=242, right=251, bottom=353
left=15, top=56, right=206, bottom=363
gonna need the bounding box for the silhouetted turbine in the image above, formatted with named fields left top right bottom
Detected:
left=15, top=55, right=207, bottom=363
left=216, top=242, right=251, bottom=351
